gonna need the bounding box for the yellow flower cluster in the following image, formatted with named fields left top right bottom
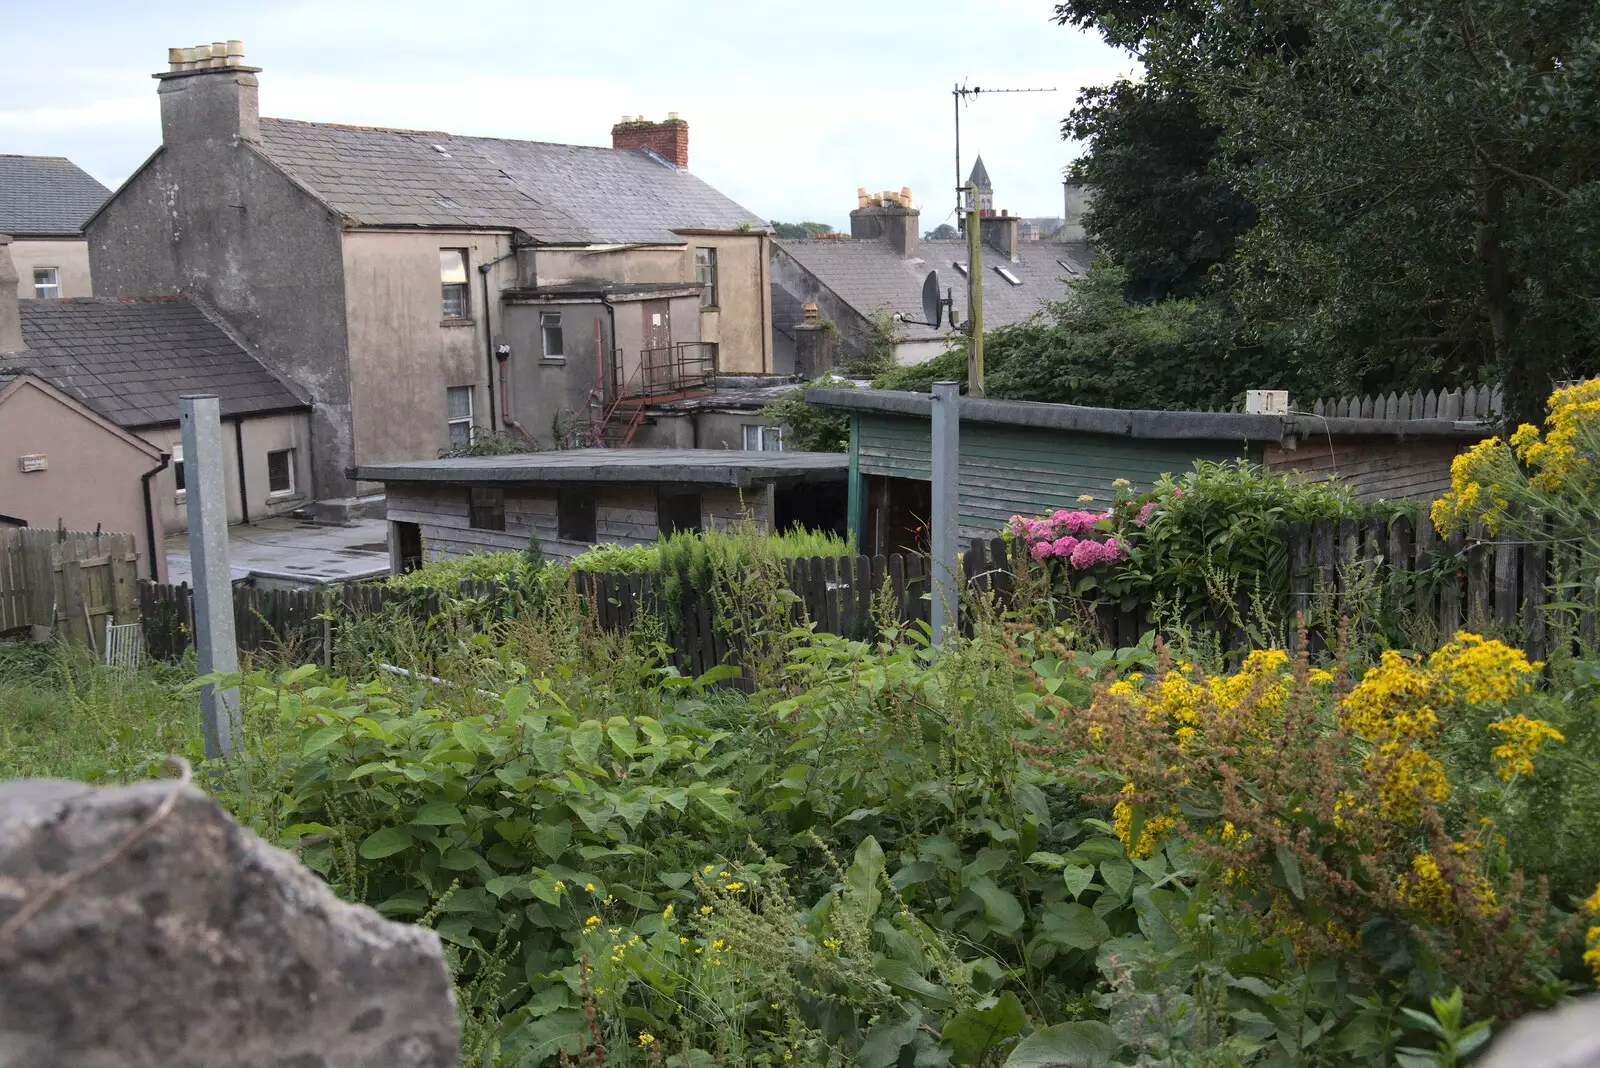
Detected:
left=1102, top=650, right=1297, bottom=856
left=1429, top=632, right=1540, bottom=704
left=1516, top=378, right=1600, bottom=493
left=1113, top=782, right=1177, bottom=858
left=1397, top=845, right=1496, bottom=924
left=1583, top=884, right=1600, bottom=985
left=1342, top=634, right=1540, bottom=820
left=1487, top=714, right=1564, bottom=780
left=1431, top=436, right=1511, bottom=534
left=1433, top=378, right=1600, bottom=533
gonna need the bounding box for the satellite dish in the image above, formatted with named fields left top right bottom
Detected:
left=922, top=270, right=943, bottom=328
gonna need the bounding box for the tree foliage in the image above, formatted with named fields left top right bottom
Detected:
left=769, top=220, right=837, bottom=239
left=1065, top=79, right=1253, bottom=301
left=874, top=263, right=1295, bottom=409
left=1060, top=0, right=1600, bottom=424
left=924, top=223, right=959, bottom=240
left=759, top=379, right=853, bottom=452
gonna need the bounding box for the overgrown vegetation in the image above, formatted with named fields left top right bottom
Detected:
left=12, top=386, right=1600, bottom=1066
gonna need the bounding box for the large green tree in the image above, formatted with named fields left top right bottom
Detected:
left=1065, top=79, right=1253, bottom=301
left=1182, top=0, right=1600, bottom=423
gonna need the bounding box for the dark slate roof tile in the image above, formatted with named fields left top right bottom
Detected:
left=774, top=237, right=1094, bottom=340
left=0, top=298, right=308, bottom=429
left=0, top=155, right=112, bottom=236
left=254, top=119, right=766, bottom=243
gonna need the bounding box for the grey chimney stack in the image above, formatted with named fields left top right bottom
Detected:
left=849, top=187, right=919, bottom=259
left=155, top=39, right=261, bottom=145
left=0, top=235, right=26, bottom=355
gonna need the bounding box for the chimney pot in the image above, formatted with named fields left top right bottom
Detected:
left=157, top=39, right=261, bottom=143
left=803, top=301, right=819, bottom=322
left=667, top=111, right=680, bottom=121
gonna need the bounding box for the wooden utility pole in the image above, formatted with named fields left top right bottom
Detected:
left=965, top=183, right=985, bottom=397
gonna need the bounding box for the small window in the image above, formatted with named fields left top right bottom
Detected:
left=558, top=489, right=596, bottom=542
left=266, top=448, right=295, bottom=495
left=742, top=424, right=784, bottom=451
left=658, top=491, right=702, bottom=535
left=695, top=247, right=718, bottom=308
left=446, top=386, right=474, bottom=447
left=32, top=267, right=60, bottom=300
left=172, top=446, right=185, bottom=498
left=1057, top=260, right=1083, bottom=276
left=440, top=249, right=469, bottom=319
left=951, top=261, right=968, bottom=276
left=994, top=266, right=1022, bottom=286
left=469, top=487, right=505, bottom=531
left=541, top=312, right=565, bottom=359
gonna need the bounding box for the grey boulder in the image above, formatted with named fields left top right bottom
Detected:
left=0, top=776, right=459, bottom=1068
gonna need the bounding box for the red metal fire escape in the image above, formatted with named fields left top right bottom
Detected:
left=582, top=342, right=717, bottom=448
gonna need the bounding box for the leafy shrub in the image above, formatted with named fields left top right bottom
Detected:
left=758, top=378, right=853, bottom=453
left=386, top=551, right=526, bottom=592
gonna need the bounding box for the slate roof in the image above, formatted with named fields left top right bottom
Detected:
left=774, top=237, right=1093, bottom=342
left=0, top=155, right=111, bottom=237
left=254, top=119, right=767, bottom=244
left=0, top=298, right=308, bottom=429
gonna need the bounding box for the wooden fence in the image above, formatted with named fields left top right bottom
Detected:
left=133, top=510, right=1572, bottom=672
left=0, top=528, right=140, bottom=648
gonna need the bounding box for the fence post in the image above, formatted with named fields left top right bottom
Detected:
left=930, top=381, right=960, bottom=648
left=180, top=394, right=241, bottom=760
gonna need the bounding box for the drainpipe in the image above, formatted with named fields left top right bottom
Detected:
left=759, top=233, right=771, bottom=373
left=601, top=295, right=620, bottom=397
left=233, top=418, right=249, bottom=524
left=479, top=245, right=519, bottom=434
left=140, top=452, right=172, bottom=581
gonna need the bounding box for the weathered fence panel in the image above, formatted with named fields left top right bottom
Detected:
left=132, top=510, right=1579, bottom=672
left=0, top=528, right=140, bottom=646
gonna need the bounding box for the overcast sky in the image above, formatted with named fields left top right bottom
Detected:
left=1, top=0, right=1130, bottom=228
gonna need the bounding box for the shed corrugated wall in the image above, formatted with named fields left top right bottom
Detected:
left=857, top=414, right=1258, bottom=537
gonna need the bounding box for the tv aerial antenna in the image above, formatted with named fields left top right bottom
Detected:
left=952, top=81, right=1057, bottom=224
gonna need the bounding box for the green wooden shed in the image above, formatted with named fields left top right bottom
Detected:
left=804, top=388, right=1486, bottom=554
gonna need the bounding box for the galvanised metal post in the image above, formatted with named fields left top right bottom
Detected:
left=930, top=381, right=960, bottom=647
left=180, top=394, right=241, bottom=759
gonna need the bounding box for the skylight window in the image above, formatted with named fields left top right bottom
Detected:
left=952, top=261, right=968, bottom=276
left=994, top=266, right=1023, bottom=286
left=1057, top=260, right=1083, bottom=276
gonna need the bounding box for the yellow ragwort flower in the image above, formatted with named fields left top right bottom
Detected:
left=1487, top=714, right=1564, bottom=780
left=584, top=915, right=600, bottom=928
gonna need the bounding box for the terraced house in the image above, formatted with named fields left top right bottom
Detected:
left=87, top=42, right=775, bottom=517
left=0, top=153, right=109, bottom=300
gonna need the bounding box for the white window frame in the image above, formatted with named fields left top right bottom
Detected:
left=446, top=386, right=474, bottom=447
left=695, top=247, right=718, bottom=308
left=540, top=312, right=565, bottom=360
left=171, top=444, right=185, bottom=503
left=742, top=424, right=784, bottom=452
left=266, top=448, right=297, bottom=499
left=440, top=249, right=470, bottom=320
left=32, top=267, right=60, bottom=300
